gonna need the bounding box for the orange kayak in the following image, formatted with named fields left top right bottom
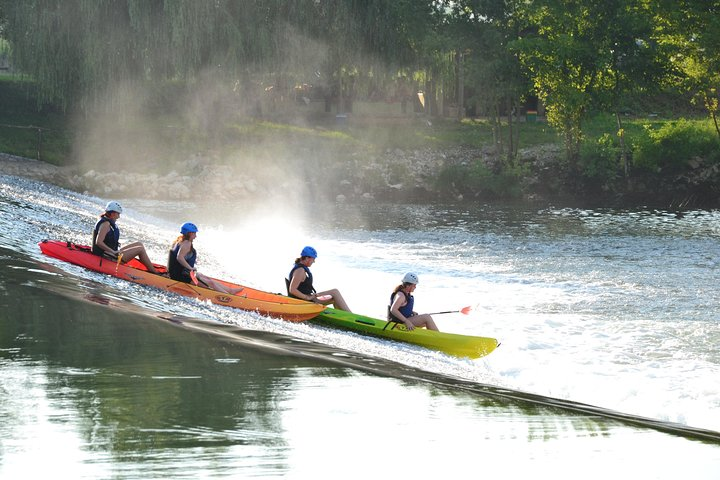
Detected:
left=38, top=239, right=324, bottom=322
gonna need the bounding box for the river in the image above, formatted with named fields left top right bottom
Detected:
left=1, top=173, right=719, bottom=479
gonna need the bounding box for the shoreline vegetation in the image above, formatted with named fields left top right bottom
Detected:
left=1, top=76, right=719, bottom=209
left=3, top=1, right=720, bottom=209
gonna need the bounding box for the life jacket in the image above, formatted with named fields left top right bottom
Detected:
left=167, top=242, right=197, bottom=282
left=286, top=263, right=315, bottom=298
left=92, top=217, right=120, bottom=256
left=388, top=290, right=414, bottom=322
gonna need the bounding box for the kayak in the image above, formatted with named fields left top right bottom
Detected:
left=38, top=240, right=325, bottom=322
left=312, top=308, right=499, bottom=359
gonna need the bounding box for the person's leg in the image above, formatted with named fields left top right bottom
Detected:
left=317, top=288, right=351, bottom=312
left=410, top=313, right=439, bottom=331
left=196, top=273, right=243, bottom=295
left=120, top=242, right=158, bottom=273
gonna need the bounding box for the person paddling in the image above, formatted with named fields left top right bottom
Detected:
left=168, top=222, right=242, bottom=295
left=388, top=273, right=439, bottom=331
left=92, top=201, right=159, bottom=274
left=286, top=246, right=351, bottom=312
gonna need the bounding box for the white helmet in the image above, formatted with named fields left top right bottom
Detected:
left=105, top=201, right=123, bottom=213
left=402, top=272, right=419, bottom=284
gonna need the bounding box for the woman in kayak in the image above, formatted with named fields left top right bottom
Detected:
left=286, top=245, right=351, bottom=311
left=92, top=201, right=159, bottom=274
left=168, top=222, right=243, bottom=295
left=388, top=273, right=439, bottom=331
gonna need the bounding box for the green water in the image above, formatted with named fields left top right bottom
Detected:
left=1, top=248, right=719, bottom=479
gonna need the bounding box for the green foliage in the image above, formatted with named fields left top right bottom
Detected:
left=436, top=160, right=525, bottom=199
left=0, top=0, right=435, bottom=112
left=656, top=1, right=720, bottom=128
left=0, top=76, right=71, bottom=164
left=512, top=0, right=665, bottom=167
left=632, top=119, right=720, bottom=173
left=579, top=133, right=620, bottom=182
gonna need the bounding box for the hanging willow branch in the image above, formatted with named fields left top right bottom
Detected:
left=0, top=0, right=437, bottom=112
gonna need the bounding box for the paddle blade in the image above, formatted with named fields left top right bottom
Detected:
left=459, top=305, right=473, bottom=315
left=190, top=270, right=199, bottom=286
left=316, top=294, right=332, bottom=301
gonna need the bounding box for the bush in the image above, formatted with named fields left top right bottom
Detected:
left=436, top=160, right=524, bottom=199
left=632, top=119, right=720, bottom=173
left=579, top=133, right=621, bottom=183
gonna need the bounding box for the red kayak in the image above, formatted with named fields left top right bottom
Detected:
left=39, top=239, right=325, bottom=322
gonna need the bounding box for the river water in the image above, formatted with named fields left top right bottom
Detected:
left=1, top=173, right=719, bottom=478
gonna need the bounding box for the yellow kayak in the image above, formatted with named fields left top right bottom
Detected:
left=313, top=307, right=499, bottom=359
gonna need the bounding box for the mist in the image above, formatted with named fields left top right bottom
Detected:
left=69, top=22, right=419, bottom=230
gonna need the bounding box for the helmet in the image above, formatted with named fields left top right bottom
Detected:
left=402, top=272, right=419, bottom=284
left=180, top=222, right=199, bottom=234
left=105, top=201, right=123, bottom=213
left=301, top=246, right=317, bottom=258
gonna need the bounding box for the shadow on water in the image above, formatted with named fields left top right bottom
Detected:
left=2, top=246, right=718, bottom=447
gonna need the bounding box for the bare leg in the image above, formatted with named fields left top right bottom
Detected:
left=196, top=273, right=243, bottom=295
left=317, top=288, right=351, bottom=312
left=120, top=242, right=158, bottom=273
left=409, top=313, right=439, bottom=331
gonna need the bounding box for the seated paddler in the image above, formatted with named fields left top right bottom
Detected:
left=286, top=245, right=351, bottom=312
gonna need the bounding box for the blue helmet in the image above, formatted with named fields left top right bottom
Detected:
left=301, top=246, right=317, bottom=258
left=181, top=222, right=199, bottom=234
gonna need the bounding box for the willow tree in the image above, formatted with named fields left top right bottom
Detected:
left=0, top=0, right=435, bottom=113
left=0, top=0, right=275, bottom=110
left=290, top=0, right=432, bottom=114
left=439, top=0, right=528, bottom=164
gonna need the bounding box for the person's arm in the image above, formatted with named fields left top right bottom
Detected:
left=175, top=242, right=195, bottom=271
left=95, top=222, right=117, bottom=255
left=289, top=269, right=315, bottom=301
left=390, top=294, right=414, bottom=330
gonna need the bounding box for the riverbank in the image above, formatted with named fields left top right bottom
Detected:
left=2, top=140, right=719, bottom=209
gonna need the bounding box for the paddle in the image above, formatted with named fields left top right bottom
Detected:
left=114, top=253, right=123, bottom=274
left=189, top=269, right=199, bottom=286
left=427, top=305, right=473, bottom=315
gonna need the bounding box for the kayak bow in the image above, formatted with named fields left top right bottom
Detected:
left=39, top=240, right=324, bottom=322
left=313, top=307, right=499, bottom=359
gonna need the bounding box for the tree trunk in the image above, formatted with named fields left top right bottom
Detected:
left=338, top=73, right=346, bottom=114
left=457, top=51, right=464, bottom=121
left=615, top=111, right=629, bottom=178
left=514, top=98, right=521, bottom=161
left=494, top=103, right=503, bottom=160
left=703, top=91, right=720, bottom=137
left=506, top=96, right=514, bottom=167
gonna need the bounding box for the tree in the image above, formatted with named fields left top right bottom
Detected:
left=0, top=0, right=436, bottom=113
left=441, top=0, right=528, bottom=165
left=657, top=1, right=720, bottom=137
left=512, top=0, right=605, bottom=170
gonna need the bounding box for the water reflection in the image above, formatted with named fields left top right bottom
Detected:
left=2, top=251, right=720, bottom=478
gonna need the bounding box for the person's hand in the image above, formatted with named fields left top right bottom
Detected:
left=404, top=320, right=415, bottom=331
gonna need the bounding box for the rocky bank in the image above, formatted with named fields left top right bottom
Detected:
left=2, top=144, right=717, bottom=208
left=0, top=144, right=563, bottom=201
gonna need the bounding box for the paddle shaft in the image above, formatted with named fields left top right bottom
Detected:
left=426, top=306, right=472, bottom=316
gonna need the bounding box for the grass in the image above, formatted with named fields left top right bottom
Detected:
left=1, top=74, right=715, bottom=172
left=0, top=74, right=72, bottom=165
